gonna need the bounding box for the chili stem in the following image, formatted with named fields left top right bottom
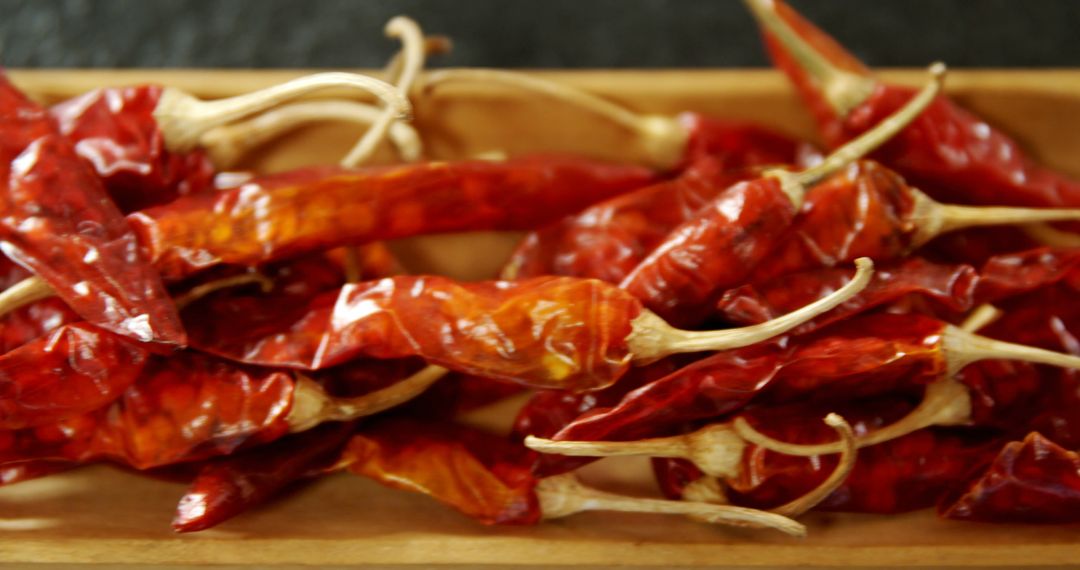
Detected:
left=943, top=325, right=1080, bottom=377
left=742, top=0, right=877, bottom=117
left=536, top=474, right=806, bottom=536
left=766, top=414, right=856, bottom=517
left=286, top=365, right=447, bottom=432
left=912, top=191, right=1080, bottom=247
left=155, top=72, right=410, bottom=153
left=200, top=100, right=422, bottom=167
left=342, top=17, right=426, bottom=167
left=423, top=68, right=687, bottom=170
left=173, top=272, right=273, bottom=310
left=628, top=258, right=872, bottom=361
left=1022, top=222, right=1080, bottom=248
left=0, top=276, right=54, bottom=317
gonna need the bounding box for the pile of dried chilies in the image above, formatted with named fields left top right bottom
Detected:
left=2, top=3, right=1080, bottom=536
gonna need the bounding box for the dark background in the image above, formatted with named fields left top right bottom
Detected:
left=2, top=0, right=1078, bottom=69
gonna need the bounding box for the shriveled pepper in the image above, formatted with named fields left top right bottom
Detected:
left=0, top=73, right=183, bottom=345
left=48, top=70, right=410, bottom=212
left=185, top=260, right=872, bottom=392
left=336, top=416, right=808, bottom=535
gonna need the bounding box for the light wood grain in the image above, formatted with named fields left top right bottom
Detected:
left=1, top=69, right=1079, bottom=567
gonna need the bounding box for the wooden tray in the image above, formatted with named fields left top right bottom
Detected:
left=3, top=69, right=1080, bottom=568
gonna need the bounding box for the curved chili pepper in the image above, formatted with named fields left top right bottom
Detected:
left=128, top=157, right=653, bottom=281
left=0, top=73, right=183, bottom=345
left=0, top=322, right=150, bottom=429
left=184, top=262, right=872, bottom=392
left=748, top=161, right=1080, bottom=282
left=719, top=248, right=1080, bottom=335
left=502, top=160, right=763, bottom=284
left=0, top=352, right=295, bottom=469
left=551, top=312, right=1080, bottom=451
left=745, top=0, right=1080, bottom=212
left=940, top=432, right=1080, bottom=523
left=173, top=421, right=355, bottom=533
left=338, top=417, right=806, bottom=534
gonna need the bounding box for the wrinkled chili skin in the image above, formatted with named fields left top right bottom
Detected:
left=188, top=275, right=641, bottom=392
left=50, top=85, right=216, bottom=212
left=173, top=422, right=355, bottom=533
left=940, top=432, right=1080, bottom=523
left=128, top=157, right=654, bottom=281
left=679, top=114, right=803, bottom=168
left=0, top=255, right=78, bottom=353
left=0, top=75, right=184, bottom=346
left=760, top=0, right=1080, bottom=211
left=718, top=257, right=978, bottom=334
left=0, top=352, right=295, bottom=470
left=0, top=322, right=149, bottom=429
left=340, top=417, right=540, bottom=525
left=748, top=161, right=921, bottom=282
left=619, top=175, right=798, bottom=326
left=503, top=159, right=758, bottom=284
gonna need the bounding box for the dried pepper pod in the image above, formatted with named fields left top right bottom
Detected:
left=744, top=0, right=1080, bottom=215
left=940, top=432, right=1080, bottom=523
left=186, top=259, right=873, bottom=391
left=336, top=417, right=808, bottom=535
left=172, top=421, right=356, bottom=533
left=548, top=312, right=1080, bottom=454
left=617, top=67, right=944, bottom=325
left=49, top=67, right=410, bottom=212
left=747, top=160, right=1080, bottom=281
left=0, top=73, right=183, bottom=345
left=718, top=248, right=1080, bottom=335
left=502, top=160, right=765, bottom=283
left=425, top=68, right=801, bottom=171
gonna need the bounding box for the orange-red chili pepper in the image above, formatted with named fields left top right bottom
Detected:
left=128, top=157, right=654, bottom=281
left=0, top=74, right=183, bottom=345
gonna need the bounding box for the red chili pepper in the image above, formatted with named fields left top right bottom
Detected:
left=184, top=262, right=872, bottom=392
left=0, top=460, right=76, bottom=487
left=939, top=432, right=1080, bottom=523
left=45, top=71, right=410, bottom=212
left=502, top=160, right=763, bottom=284
left=337, top=416, right=807, bottom=534
left=128, top=157, right=654, bottom=281
left=747, top=160, right=1080, bottom=282
left=719, top=248, right=1080, bottom=335
left=0, top=322, right=150, bottom=429
left=549, top=312, right=1080, bottom=449
left=745, top=0, right=1080, bottom=212
left=172, top=421, right=355, bottom=533
left=0, top=253, right=78, bottom=353
left=0, top=73, right=183, bottom=345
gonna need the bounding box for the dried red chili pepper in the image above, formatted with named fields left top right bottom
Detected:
left=0, top=460, right=76, bottom=487
left=128, top=156, right=654, bottom=281
left=719, top=248, right=1080, bottom=335
left=0, top=322, right=150, bottom=429
left=48, top=70, right=409, bottom=212
left=0, top=73, right=183, bottom=346
left=747, top=160, right=1080, bottom=282
left=547, top=312, right=1080, bottom=452
left=185, top=261, right=872, bottom=392
left=336, top=416, right=808, bottom=534
left=745, top=0, right=1080, bottom=214
left=940, top=432, right=1080, bottom=523
left=173, top=421, right=355, bottom=533
left=501, top=160, right=765, bottom=283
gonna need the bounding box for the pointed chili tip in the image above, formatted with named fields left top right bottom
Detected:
left=171, top=492, right=212, bottom=533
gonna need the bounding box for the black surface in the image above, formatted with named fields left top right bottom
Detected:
left=1, top=0, right=1078, bottom=69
